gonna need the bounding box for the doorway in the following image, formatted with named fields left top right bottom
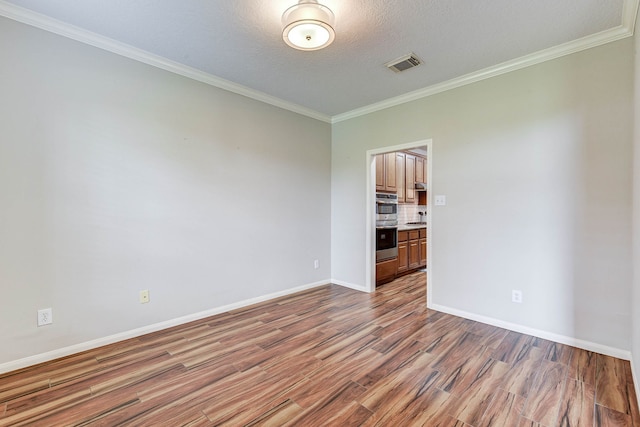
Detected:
left=366, top=139, right=433, bottom=304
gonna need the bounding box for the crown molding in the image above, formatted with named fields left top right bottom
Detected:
left=623, top=0, right=640, bottom=30
left=0, top=1, right=332, bottom=123
left=1, top=0, right=636, bottom=126
left=332, top=0, right=639, bottom=123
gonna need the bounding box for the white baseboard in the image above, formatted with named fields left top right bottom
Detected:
left=331, top=279, right=368, bottom=292
left=428, top=303, right=632, bottom=360
left=0, top=279, right=331, bottom=375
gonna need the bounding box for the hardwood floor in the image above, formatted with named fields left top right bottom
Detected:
left=1, top=272, right=638, bottom=426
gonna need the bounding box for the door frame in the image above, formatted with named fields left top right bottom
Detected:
left=365, top=139, right=433, bottom=304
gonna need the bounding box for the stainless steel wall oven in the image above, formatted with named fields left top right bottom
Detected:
left=376, top=226, right=398, bottom=261
left=375, top=193, right=398, bottom=227
left=375, top=192, right=398, bottom=261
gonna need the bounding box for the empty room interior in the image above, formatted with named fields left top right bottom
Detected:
left=1, top=0, right=640, bottom=425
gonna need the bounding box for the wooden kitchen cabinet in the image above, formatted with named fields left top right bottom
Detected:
left=419, top=228, right=427, bottom=267
left=408, top=229, right=420, bottom=269
left=375, top=154, right=385, bottom=191
left=416, top=156, right=427, bottom=184
left=404, top=154, right=416, bottom=203
left=395, top=227, right=426, bottom=278
left=416, top=156, right=428, bottom=206
left=415, top=156, right=423, bottom=183
left=375, top=153, right=397, bottom=193
left=379, top=150, right=427, bottom=203
left=376, top=257, right=398, bottom=285
left=397, top=230, right=409, bottom=273
left=396, top=152, right=406, bottom=202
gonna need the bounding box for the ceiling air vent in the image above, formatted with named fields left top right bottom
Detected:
left=385, top=53, right=422, bottom=73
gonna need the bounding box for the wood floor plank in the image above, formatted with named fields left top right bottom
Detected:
left=596, top=353, right=631, bottom=414
left=427, top=414, right=473, bottom=427
left=499, top=344, right=544, bottom=398
left=443, top=357, right=511, bottom=426
left=477, top=388, right=526, bottom=427
left=1, top=388, right=92, bottom=426
left=545, top=341, right=573, bottom=365
left=516, top=416, right=546, bottom=427
left=358, top=352, right=440, bottom=414
left=413, top=314, right=467, bottom=352
left=201, top=371, right=307, bottom=425
left=283, top=348, right=379, bottom=409
left=261, top=353, right=324, bottom=378
left=1, top=271, right=638, bottom=425
left=436, top=346, right=494, bottom=395
left=491, top=330, right=533, bottom=364
left=243, top=399, right=304, bottom=426
left=355, top=339, right=426, bottom=388
left=595, top=404, right=633, bottom=427
left=624, top=361, right=640, bottom=425
left=18, top=357, right=100, bottom=390
left=177, top=341, right=262, bottom=370
left=73, top=366, right=193, bottom=426
left=0, top=378, right=50, bottom=405
left=464, top=322, right=509, bottom=349
left=310, top=324, right=381, bottom=362
left=2, top=351, right=180, bottom=421
left=568, top=348, right=596, bottom=385
left=1, top=387, right=140, bottom=427
left=125, top=367, right=264, bottom=426
left=282, top=380, right=368, bottom=427
left=0, top=354, right=97, bottom=386
left=521, top=359, right=567, bottom=426
left=556, top=379, right=595, bottom=427
left=361, top=387, right=452, bottom=427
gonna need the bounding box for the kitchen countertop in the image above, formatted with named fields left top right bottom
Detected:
left=397, top=223, right=427, bottom=231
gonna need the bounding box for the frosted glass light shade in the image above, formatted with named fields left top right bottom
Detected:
left=282, top=0, right=335, bottom=51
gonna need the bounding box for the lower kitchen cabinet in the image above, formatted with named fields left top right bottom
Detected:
left=419, top=228, right=427, bottom=267
left=376, top=257, right=398, bottom=285
left=393, top=227, right=426, bottom=279
left=408, top=229, right=420, bottom=269
left=397, top=231, right=409, bottom=274
left=378, top=227, right=426, bottom=285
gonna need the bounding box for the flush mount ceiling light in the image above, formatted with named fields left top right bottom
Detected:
left=282, top=0, right=335, bottom=51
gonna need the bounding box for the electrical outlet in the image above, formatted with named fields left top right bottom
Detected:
left=139, top=290, right=150, bottom=304
left=435, top=195, right=447, bottom=206
left=314, top=259, right=319, bottom=269
left=512, top=290, right=523, bottom=304
left=37, top=308, right=53, bottom=326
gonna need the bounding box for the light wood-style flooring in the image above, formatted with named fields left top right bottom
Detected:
left=1, top=272, right=638, bottom=426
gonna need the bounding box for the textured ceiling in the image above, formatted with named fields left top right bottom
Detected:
left=0, top=0, right=635, bottom=119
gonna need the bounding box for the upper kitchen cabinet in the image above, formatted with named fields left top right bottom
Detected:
left=396, top=152, right=406, bottom=202
left=375, top=153, right=398, bottom=193
left=404, top=154, right=416, bottom=204
left=415, top=155, right=428, bottom=205
left=377, top=151, right=427, bottom=202
left=416, top=156, right=427, bottom=185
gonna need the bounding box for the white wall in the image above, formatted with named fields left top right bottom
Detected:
left=332, top=39, right=634, bottom=351
left=0, top=17, right=331, bottom=366
left=632, top=6, right=640, bottom=395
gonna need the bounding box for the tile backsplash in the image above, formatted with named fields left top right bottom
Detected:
left=398, top=204, right=428, bottom=224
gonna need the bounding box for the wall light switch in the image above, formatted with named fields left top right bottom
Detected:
left=512, top=290, right=523, bottom=304
left=435, top=195, right=447, bottom=206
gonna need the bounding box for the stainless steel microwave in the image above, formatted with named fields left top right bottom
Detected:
left=376, top=193, right=398, bottom=227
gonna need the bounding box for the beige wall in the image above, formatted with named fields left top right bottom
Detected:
left=332, top=38, right=634, bottom=352
left=0, top=17, right=331, bottom=367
